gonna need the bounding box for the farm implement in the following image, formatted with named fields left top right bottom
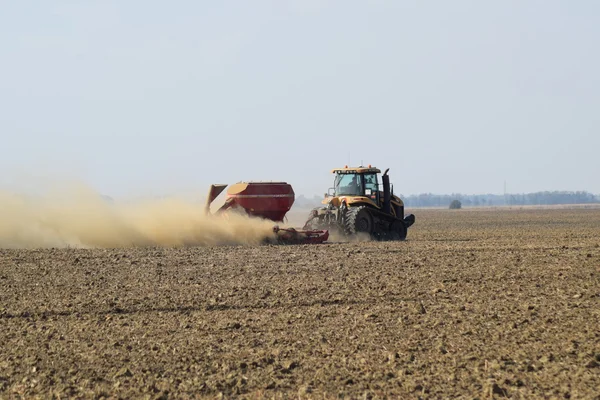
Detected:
left=205, top=182, right=330, bottom=245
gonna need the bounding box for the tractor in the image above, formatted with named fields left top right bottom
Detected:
left=303, top=165, right=415, bottom=240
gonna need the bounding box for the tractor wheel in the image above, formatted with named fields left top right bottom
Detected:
left=344, top=206, right=373, bottom=236
left=391, top=220, right=407, bottom=241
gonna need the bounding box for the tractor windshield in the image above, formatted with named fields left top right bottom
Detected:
left=334, top=173, right=363, bottom=196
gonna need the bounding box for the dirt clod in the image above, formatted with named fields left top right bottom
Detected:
left=115, top=368, right=133, bottom=378
left=488, top=382, right=508, bottom=396
left=585, top=360, right=599, bottom=369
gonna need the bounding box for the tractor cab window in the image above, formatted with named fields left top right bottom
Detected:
left=363, top=173, right=378, bottom=197
left=334, top=173, right=363, bottom=196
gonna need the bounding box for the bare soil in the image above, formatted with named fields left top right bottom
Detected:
left=1, top=208, right=599, bottom=399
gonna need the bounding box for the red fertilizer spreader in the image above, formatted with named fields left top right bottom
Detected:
left=205, top=182, right=329, bottom=245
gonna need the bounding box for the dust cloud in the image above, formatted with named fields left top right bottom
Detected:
left=0, top=185, right=277, bottom=249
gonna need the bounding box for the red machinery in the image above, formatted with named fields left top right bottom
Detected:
left=205, top=182, right=329, bottom=245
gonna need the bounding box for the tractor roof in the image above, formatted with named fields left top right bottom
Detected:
left=331, top=166, right=381, bottom=174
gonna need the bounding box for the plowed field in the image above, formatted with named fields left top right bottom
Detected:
left=1, top=208, right=599, bottom=399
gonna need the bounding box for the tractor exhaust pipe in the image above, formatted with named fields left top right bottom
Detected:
left=382, top=168, right=391, bottom=215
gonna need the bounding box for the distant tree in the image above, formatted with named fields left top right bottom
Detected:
left=449, top=200, right=462, bottom=209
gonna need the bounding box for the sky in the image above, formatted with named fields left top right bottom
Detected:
left=1, top=0, right=599, bottom=198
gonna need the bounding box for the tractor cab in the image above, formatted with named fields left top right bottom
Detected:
left=331, top=166, right=384, bottom=203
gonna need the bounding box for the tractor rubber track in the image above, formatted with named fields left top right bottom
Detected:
left=345, top=206, right=408, bottom=241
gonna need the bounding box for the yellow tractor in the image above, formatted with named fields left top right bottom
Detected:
left=303, top=165, right=415, bottom=240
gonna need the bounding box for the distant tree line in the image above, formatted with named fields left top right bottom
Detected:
left=293, top=191, right=599, bottom=209
left=401, top=191, right=599, bottom=208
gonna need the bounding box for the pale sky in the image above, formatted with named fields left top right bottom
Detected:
left=1, top=1, right=598, bottom=198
